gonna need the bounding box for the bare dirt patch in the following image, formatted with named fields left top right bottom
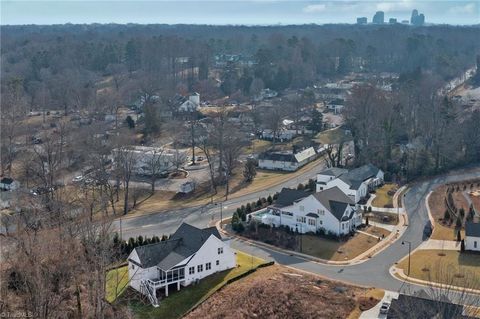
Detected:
left=185, top=265, right=382, bottom=319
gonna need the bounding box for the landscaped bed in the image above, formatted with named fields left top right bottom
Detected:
left=116, top=251, right=265, bottom=319
left=428, top=184, right=474, bottom=240
left=396, top=250, right=480, bottom=289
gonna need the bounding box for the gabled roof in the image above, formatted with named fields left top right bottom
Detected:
left=258, top=152, right=296, bottom=163
left=387, top=294, right=468, bottom=319
left=273, top=188, right=309, bottom=208
left=337, top=164, right=382, bottom=190
left=318, top=167, right=348, bottom=177
left=465, top=222, right=480, bottom=238
left=259, top=147, right=316, bottom=163
left=132, top=223, right=221, bottom=270
left=313, top=187, right=355, bottom=221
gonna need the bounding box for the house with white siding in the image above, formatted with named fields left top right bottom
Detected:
left=127, top=223, right=235, bottom=307
left=316, top=164, right=384, bottom=203
left=465, top=222, right=480, bottom=252
left=259, top=187, right=361, bottom=236
left=258, top=147, right=317, bottom=171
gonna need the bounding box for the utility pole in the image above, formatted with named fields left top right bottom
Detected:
left=402, top=240, right=411, bottom=276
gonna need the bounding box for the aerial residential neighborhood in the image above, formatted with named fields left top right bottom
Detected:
left=1, top=2, right=480, bottom=319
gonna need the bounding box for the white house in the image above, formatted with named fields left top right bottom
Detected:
left=260, top=129, right=296, bottom=142
left=128, top=223, right=236, bottom=307
left=179, top=181, right=195, bottom=194
left=113, top=146, right=187, bottom=176
left=178, top=93, right=200, bottom=112
left=465, top=222, right=480, bottom=252
left=316, top=164, right=384, bottom=203
left=258, top=147, right=317, bottom=172
left=0, top=177, right=19, bottom=191
left=259, top=187, right=361, bottom=236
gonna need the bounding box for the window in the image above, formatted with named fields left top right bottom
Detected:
left=319, top=220, right=323, bottom=225
left=189, top=267, right=195, bottom=275
left=475, top=241, right=478, bottom=249
left=206, top=262, right=211, bottom=270
left=216, top=260, right=220, bottom=266
left=342, top=223, right=345, bottom=230
left=218, top=247, right=224, bottom=255
left=297, top=216, right=306, bottom=223
left=197, top=265, right=203, bottom=272
left=317, top=209, right=325, bottom=216
left=131, top=264, right=135, bottom=270
left=308, top=219, right=316, bottom=226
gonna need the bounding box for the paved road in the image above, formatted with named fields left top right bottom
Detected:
left=114, top=158, right=326, bottom=239
left=114, top=165, right=480, bottom=304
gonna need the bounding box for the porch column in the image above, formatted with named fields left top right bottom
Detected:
left=165, top=284, right=168, bottom=297
left=177, top=281, right=180, bottom=291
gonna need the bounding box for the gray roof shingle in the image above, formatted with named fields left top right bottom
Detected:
left=465, top=222, right=480, bottom=238
left=337, top=163, right=381, bottom=190
left=313, top=187, right=355, bottom=221
left=273, top=188, right=309, bottom=207
left=133, top=223, right=221, bottom=270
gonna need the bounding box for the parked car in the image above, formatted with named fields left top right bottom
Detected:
left=72, top=175, right=84, bottom=183
left=379, top=302, right=390, bottom=315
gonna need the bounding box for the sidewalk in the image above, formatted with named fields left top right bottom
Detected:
left=416, top=239, right=460, bottom=251
left=217, top=210, right=409, bottom=266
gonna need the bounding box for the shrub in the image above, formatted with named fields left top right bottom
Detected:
left=455, top=216, right=462, bottom=229
left=246, top=203, right=252, bottom=213
left=297, top=183, right=305, bottom=190
left=273, top=192, right=279, bottom=200
left=267, top=195, right=273, bottom=205
left=444, top=209, right=451, bottom=221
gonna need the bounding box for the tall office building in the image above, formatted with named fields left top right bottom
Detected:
left=372, top=11, right=385, bottom=24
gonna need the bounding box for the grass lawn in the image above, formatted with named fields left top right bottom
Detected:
left=314, top=126, right=352, bottom=145
left=367, top=211, right=399, bottom=225
left=372, top=184, right=398, bottom=208
left=126, top=251, right=265, bottom=319
left=301, top=232, right=381, bottom=261
left=431, top=223, right=464, bottom=241
left=397, top=250, right=480, bottom=288
left=106, top=266, right=129, bottom=303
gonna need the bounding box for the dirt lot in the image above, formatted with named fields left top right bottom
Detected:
left=185, top=265, right=383, bottom=319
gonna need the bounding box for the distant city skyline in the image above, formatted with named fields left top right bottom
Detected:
left=1, top=1, right=479, bottom=26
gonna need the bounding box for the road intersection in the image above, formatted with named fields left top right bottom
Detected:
left=114, top=164, right=480, bottom=304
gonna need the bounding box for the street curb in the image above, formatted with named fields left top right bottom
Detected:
left=390, top=266, right=480, bottom=296
left=217, top=211, right=408, bottom=267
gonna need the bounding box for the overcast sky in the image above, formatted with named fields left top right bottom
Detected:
left=1, top=0, right=479, bottom=26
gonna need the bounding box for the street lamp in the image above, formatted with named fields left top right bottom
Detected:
left=215, top=202, right=227, bottom=229
left=402, top=240, right=411, bottom=276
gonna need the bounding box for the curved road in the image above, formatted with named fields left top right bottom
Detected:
left=114, top=165, right=480, bottom=302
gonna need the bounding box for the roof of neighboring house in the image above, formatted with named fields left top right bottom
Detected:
left=132, top=223, right=221, bottom=270
left=338, top=163, right=382, bottom=190
left=0, top=177, right=14, bottom=184
left=465, top=222, right=480, bottom=238
left=258, top=147, right=316, bottom=163
left=387, top=294, right=470, bottom=319
left=313, top=187, right=355, bottom=221
left=258, top=151, right=296, bottom=163
left=273, top=188, right=309, bottom=208
left=318, top=167, right=348, bottom=177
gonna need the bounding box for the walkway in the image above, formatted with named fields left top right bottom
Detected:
left=416, top=239, right=460, bottom=251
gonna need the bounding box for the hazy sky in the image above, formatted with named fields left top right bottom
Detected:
left=1, top=0, right=479, bottom=25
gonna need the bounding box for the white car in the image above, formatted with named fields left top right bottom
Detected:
left=72, top=175, right=84, bottom=183
left=379, top=302, right=390, bottom=315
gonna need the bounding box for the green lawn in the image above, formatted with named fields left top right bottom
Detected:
left=106, top=266, right=130, bottom=303
left=397, top=250, right=480, bottom=288
left=126, top=251, right=265, bottom=319
left=301, top=232, right=381, bottom=261
left=372, top=184, right=398, bottom=208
